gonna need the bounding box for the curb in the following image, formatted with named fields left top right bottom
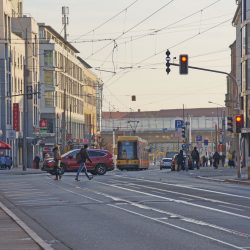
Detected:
left=224, top=179, right=250, bottom=186
left=0, top=201, right=54, bottom=250
left=196, top=176, right=250, bottom=186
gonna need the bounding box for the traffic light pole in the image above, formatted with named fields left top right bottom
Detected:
left=170, top=63, right=242, bottom=178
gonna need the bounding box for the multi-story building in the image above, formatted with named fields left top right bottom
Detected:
left=102, top=108, right=225, bottom=160
left=38, top=24, right=100, bottom=152
left=232, top=0, right=250, bottom=168
left=0, top=0, right=40, bottom=168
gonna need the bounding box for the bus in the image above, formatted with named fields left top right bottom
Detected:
left=116, top=136, right=149, bottom=170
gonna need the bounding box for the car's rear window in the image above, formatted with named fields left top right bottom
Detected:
left=162, top=159, right=172, bottom=162
left=88, top=150, right=106, bottom=157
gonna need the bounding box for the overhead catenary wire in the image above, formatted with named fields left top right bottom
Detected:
left=84, top=0, right=176, bottom=60
left=73, top=0, right=140, bottom=41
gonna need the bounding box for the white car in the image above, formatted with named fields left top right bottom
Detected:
left=160, top=158, right=173, bottom=170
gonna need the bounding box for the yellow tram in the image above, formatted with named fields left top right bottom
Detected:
left=116, top=136, right=149, bottom=170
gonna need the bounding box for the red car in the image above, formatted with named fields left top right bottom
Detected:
left=42, top=148, right=114, bottom=175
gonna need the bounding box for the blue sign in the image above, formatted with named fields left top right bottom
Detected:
left=182, top=144, right=187, bottom=150
left=196, top=135, right=202, bottom=142
left=175, top=120, right=184, bottom=129
left=204, top=139, right=208, bottom=146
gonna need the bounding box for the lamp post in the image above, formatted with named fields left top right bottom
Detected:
left=208, top=101, right=225, bottom=151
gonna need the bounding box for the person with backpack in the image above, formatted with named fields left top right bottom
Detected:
left=75, top=144, right=93, bottom=181
left=191, top=147, right=200, bottom=169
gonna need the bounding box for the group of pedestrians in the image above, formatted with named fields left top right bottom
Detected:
left=175, top=147, right=236, bottom=171
left=52, top=144, right=93, bottom=181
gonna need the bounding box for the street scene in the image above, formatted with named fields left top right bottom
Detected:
left=1, top=0, right=250, bottom=250
left=0, top=166, right=249, bottom=250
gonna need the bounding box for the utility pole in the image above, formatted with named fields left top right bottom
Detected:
left=22, top=29, right=28, bottom=171
left=61, top=89, right=66, bottom=152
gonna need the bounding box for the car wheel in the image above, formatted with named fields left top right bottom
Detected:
left=95, top=164, right=107, bottom=175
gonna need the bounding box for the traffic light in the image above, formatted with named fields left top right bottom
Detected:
left=27, top=86, right=33, bottom=99
left=181, top=126, right=185, bottom=138
left=166, top=49, right=171, bottom=74
left=227, top=116, right=233, bottom=133
left=179, top=54, right=188, bottom=75
left=38, top=83, right=41, bottom=99
left=235, top=114, right=243, bottom=133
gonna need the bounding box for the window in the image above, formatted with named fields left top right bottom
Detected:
left=44, top=71, right=53, bottom=86
left=88, top=150, right=105, bottom=157
left=242, top=26, right=246, bottom=57
left=45, top=91, right=54, bottom=107
left=44, top=50, right=53, bottom=67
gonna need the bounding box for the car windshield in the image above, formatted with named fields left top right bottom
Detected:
left=166, top=152, right=178, bottom=158
left=162, top=158, right=172, bottom=162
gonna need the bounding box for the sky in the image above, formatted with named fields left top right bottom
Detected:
left=23, top=0, right=237, bottom=112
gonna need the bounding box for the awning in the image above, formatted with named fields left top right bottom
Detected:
left=0, top=141, right=11, bottom=150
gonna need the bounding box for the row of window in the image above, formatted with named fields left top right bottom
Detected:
left=103, top=117, right=222, bottom=131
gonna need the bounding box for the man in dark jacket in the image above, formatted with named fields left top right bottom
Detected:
left=176, top=150, right=185, bottom=171
left=191, top=147, right=200, bottom=169
left=75, top=144, right=93, bottom=181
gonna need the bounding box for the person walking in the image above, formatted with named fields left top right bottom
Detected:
left=176, top=150, right=185, bottom=171
left=191, top=147, right=200, bottom=169
left=75, top=144, right=93, bottom=181
left=212, top=151, right=220, bottom=169
left=52, top=144, right=62, bottom=180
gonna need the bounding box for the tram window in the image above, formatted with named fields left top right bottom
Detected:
left=118, top=141, right=137, bottom=159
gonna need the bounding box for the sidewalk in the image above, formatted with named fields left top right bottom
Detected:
left=0, top=167, right=45, bottom=175
left=0, top=202, right=54, bottom=250
left=192, top=166, right=250, bottom=186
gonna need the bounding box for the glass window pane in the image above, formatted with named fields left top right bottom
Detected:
left=44, top=50, right=53, bottom=66
left=44, top=71, right=53, bottom=86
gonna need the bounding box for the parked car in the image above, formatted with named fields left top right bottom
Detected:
left=42, top=148, right=114, bottom=175
left=160, top=157, right=175, bottom=170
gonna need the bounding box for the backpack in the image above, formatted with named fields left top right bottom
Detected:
left=76, top=151, right=82, bottom=163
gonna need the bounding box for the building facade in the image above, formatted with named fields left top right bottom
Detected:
left=38, top=24, right=100, bottom=153
left=102, top=108, right=225, bottom=160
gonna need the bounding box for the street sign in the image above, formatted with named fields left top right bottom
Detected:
left=182, top=144, right=186, bottom=150
left=196, top=135, right=202, bottom=142
left=204, top=139, right=208, bottom=146
left=175, top=120, right=184, bottom=129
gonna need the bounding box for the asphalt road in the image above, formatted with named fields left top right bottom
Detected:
left=0, top=168, right=250, bottom=250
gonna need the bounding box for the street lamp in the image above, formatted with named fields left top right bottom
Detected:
left=208, top=101, right=226, bottom=156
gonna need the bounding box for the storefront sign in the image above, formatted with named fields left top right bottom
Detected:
left=13, top=103, right=20, bottom=131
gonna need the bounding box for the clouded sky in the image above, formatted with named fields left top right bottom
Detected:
left=24, top=0, right=236, bottom=112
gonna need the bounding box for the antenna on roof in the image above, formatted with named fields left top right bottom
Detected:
left=62, top=6, right=69, bottom=41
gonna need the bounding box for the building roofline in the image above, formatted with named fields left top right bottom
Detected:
left=38, top=24, right=79, bottom=53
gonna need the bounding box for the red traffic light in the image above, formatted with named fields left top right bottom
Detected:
left=180, top=56, right=187, bottom=63
left=235, top=115, right=242, bottom=123
left=235, top=114, right=243, bottom=133
left=179, top=54, right=188, bottom=75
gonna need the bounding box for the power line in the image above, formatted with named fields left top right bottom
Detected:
left=73, top=0, right=140, bottom=41
left=84, top=0, right=176, bottom=60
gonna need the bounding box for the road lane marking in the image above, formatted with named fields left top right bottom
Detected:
left=218, top=205, right=244, bottom=212
left=57, top=180, right=250, bottom=240
left=116, top=175, right=250, bottom=200
left=94, top=180, right=250, bottom=220
left=122, top=182, right=249, bottom=209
